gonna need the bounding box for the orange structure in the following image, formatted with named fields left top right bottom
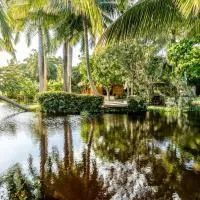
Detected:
left=82, top=85, right=125, bottom=97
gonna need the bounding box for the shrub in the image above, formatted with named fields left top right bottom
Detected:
left=47, top=80, right=63, bottom=91
left=38, top=92, right=104, bottom=114
left=127, top=96, right=147, bottom=113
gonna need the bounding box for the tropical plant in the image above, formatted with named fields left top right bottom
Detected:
left=167, top=36, right=200, bottom=85
left=8, top=0, right=58, bottom=92
left=52, top=0, right=118, bottom=94
left=0, top=0, right=13, bottom=53
left=0, top=63, right=38, bottom=101
left=99, top=0, right=200, bottom=45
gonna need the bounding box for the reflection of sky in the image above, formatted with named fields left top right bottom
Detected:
left=154, top=139, right=196, bottom=169
left=0, top=105, right=85, bottom=175
left=0, top=133, right=40, bottom=175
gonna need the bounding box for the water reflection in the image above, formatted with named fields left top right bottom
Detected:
left=0, top=116, right=110, bottom=200
left=1, top=106, right=200, bottom=199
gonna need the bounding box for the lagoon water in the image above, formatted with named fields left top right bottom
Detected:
left=0, top=104, right=200, bottom=199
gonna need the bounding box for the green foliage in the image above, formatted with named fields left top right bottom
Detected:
left=47, top=80, right=63, bottom=91
left=127, top=96, right=147, bottom=113
left=38, top=92, right=104, bottom=114
left=99, top=0, right=199, bottom=45
left=93, top=45, right=126, bottom=93
left=23, top=51, right=62, bottom=81
left=146, top=55, right=173, bottom=82
left=167, top=36, right=200, bottom=84
left=0, top=65, right=38, bottom=101
left=0, top=53, right=63, bottom=101
left=79, top=40, right=151, bottom=98
left=72, top=66, right=84, bottom=93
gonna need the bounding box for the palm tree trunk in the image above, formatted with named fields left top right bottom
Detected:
left=67, top=44, right=73, bottom=93
left=38, top=26, right=45, bottom=92
left=44, top=51, right=48, bottom=91
left=63, top=41, right=68, bottom=92
left=83, top=18, right=98, bottom=95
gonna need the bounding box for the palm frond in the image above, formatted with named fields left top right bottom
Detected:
left=177, top=0, right=200, bottom=16
left=0, top=1, right=14, bottom=53
left=98, top=0, right=183, bottom=45
left=72, top=0, right=103, bottom=35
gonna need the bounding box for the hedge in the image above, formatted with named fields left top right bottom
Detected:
left=38, top=92, right=104, bottom=114
left=127, top=96, right=147, bottom=113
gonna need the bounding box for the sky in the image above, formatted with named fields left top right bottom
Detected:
left=0, top=34, right=81, bottom=67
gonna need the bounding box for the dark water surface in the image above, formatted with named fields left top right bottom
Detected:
left=0, top=104, right=200, bottom=200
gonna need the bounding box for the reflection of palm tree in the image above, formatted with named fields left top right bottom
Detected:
left=38, top=114, right=48, bottom=197
left=84, top=121, right=94, bottom=184
left=0, top=118, right=110, bottom=199
left=64, top=117, right=74, bottom=169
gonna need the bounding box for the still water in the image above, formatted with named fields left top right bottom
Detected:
left=0, top=104, right=200, bottom=200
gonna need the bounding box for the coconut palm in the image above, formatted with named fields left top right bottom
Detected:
left=8, top=0, right=57, bottom=92
left=51, top=0, right=118, bottom=94
left=99, top=0, right=200, bottom=45
left=0, top=0, right=13, bottom=53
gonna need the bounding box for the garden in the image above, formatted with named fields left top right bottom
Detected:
left=0, top=0, right=200, bottom=199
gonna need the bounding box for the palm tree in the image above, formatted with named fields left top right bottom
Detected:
left=99, top=0, right=200, bottom=45
left=52, top=0, right=117, bottom=94
left=72, top=0, right=121, bottom=95
left=8, top=0, right=57, bottom=92
left=177, top=0, right=200, bottom=16
left=0, top=0, right=13, bottom=53
left=69, top=0, right=102, bottom=95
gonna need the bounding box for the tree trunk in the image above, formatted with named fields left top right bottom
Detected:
left=0, top=95, right=29, bottom=111
left=106, top=88, right=111, bottom=101
left=83, top=18, right=98, bottom=95
left=131, top=82, right=134, bottom=96
left=44, top=52, right=48, bottom=91
left=67, top=44, right=73, bottom=93
left=38, top=26, right=45, bottom=92
left=127, top=83, right=130, bottom=98
left=63, top=41, right=68, bottom=92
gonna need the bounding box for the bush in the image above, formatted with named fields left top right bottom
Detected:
left=47, top=80, right=63, bottom=91
left=38, top=92, right=104, bottom=114
left=128, top=96, right=147, bottom=113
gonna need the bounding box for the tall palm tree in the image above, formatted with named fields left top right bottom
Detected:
left=70, top=0, right=103, bottom=95
left=72, top=0, right=120, bottom=94
left=8, top=0, right=57, bottom=92
left=99, top=0, right=200, bottom=45
left=52, top=0, right=117, bottom=94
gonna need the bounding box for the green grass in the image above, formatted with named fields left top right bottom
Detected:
left=27, top=104, right=41, bottom=112
left=192, top=97, right=200, bottom=105
left=148, top=106, right=179, bottom=113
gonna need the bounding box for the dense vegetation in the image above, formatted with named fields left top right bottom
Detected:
left=38, top=92, right=104, bottom=114
left=0, top=0, right=199, bottom=111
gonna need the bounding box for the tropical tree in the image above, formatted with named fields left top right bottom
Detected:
left=8, top=0, right=57, bottom=92
left=99, top=0, right=200, bottom=45
left=0, top=0, right=13, bottom=52
left=53, top=0, right=118, bottom=94
left=167, top=36, right=200, bottom=85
